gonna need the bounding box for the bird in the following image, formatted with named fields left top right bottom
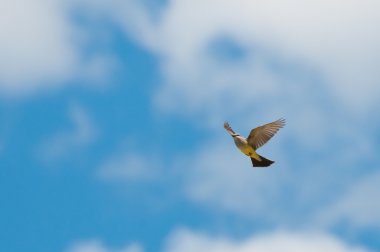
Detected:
left=224, top=118, right=285, bottom=167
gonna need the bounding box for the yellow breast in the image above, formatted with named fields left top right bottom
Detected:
left=239, top=145, right=260, bottom=160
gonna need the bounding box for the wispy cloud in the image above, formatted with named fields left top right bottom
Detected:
left=38, top=103, right=96, bottom=164
left=66, top=240, right=143, bottom=252
left=316, top=170, right=380, bottom=229
left=97, top=151, right=159, bottom=182
left=64, top=228, right=373, bottom=252
left=164, top=228, right=372, bottom=252
left=182, top=140, right=287, bottom=218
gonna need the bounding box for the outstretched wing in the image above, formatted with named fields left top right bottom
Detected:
left=247, top=118, right=285, bottom=150
left=224, top=122, right=236, bottom=135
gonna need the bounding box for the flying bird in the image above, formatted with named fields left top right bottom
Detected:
left=224, top=118, right=285, bottom=167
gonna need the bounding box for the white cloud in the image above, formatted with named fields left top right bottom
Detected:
left=66, top=240, right=143, bottom=252
left=80, top=0, right=379, bottom=166
left=0, top=0, right=117, bottom=97
left=164, top=229, right=371, bottom=252
left=97, top=151, right=159, bottom=182
left=0, top=0, right=76, bottom=94
left=108, top=0, right=380, bottom=116
left=39, top=103, right=96, bottom=163
left=316, top=170, right=380, bottom=229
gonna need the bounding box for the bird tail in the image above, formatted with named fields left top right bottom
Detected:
left=250, top=155, right=274, bottom=167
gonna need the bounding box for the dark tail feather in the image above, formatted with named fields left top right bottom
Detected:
left=251, top=155, right=274, bottom=167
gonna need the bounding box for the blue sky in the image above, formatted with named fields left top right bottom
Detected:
left=1, top=0, right=380, bottom=251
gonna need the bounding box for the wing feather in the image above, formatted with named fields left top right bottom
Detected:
left=247, top=118, right=285, bottom=150
left=224, top=122, right=236, bottom=135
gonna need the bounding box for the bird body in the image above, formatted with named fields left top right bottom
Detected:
left=232, top=135, right=261, bottom=161
left=224, top=119, right=285, bottom=167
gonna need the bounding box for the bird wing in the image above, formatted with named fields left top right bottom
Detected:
left=224, top=122, right=236, bottom=135
left=247, top=118, right=285, bottom=150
